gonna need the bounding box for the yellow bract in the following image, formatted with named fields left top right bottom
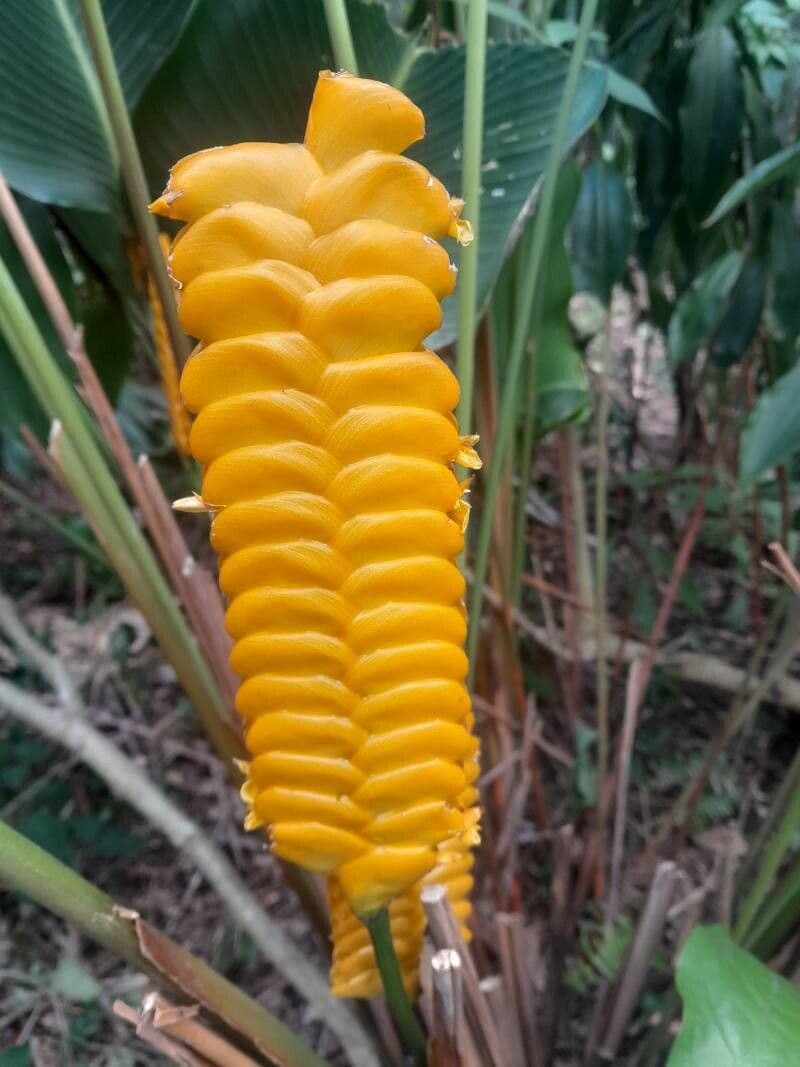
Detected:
left=153, top=69, right=480, bottom=997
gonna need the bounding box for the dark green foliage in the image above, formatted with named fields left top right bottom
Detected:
left=569, top=160, right=634, bottom=304
left=668, top=927, right=800, bottom=1067
left=680, top=26, right=743, bottom=219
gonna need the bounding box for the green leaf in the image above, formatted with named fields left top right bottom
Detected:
left=740, top=359, right=800, bottom=479
left=0, top=0, right=118, bottom=211
left=706, top=140, right=800, bottom=227
left=569, top=161, right=634, bottom=305
left=680, top=27, right=743, bottom=219
left=49, top=958, right=102, bottom=1003
left=667, top=251, right=743, bottom=365
left=667, top=926, right=800, bottom=1067
left=135, top=0, right=608, bottom=348
left=769, top=201, right=800, bottom=348
left=0, top=0, right=191, bottom=212
left=103, top=0, right=198, bottom=107
left=604, top=67, right=666, bottom=123
left=709, top=258, right=765, bottom=367
left=534, top=162, right=588, bottom=436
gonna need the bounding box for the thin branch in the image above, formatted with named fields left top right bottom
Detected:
left=0, top=594, right=379, bottom=1067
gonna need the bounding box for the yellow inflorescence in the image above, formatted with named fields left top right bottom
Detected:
left=152, top=70, right=480, bottom=995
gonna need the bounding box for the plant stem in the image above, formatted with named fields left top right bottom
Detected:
left=323, top=0, right=359, bottom=74
left=0, top=253, right=240, bottom=771
left=364, top=908, right=427, bottom=1066
left=467, top=0, right=600, bottom=680
left=0, top=819, right=331, bottom=1067
left=77, top=0, right=190, bottom=368
left=455, top=0, right=488, bottom=438
left=594, top=311, right=612, bottom=899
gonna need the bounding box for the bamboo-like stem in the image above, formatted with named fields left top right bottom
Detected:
left=594, top=312, right=612, bottom=900
left=364, top=908, right=427, bottom=1066
left=77, top=0, right=190, bottom=368
left=0, top=591, right=379, bottom=1067
left=598, top=862, right=677, bottom=1060
left=455, top=0, right=487, bottom=439
left=0, top=820, right=330, bottom=1067
left=0, top=252, right=240, bottom=770
left=323, top=0, right=359, bottom=74
left=467, top=0, right=600, bottom=679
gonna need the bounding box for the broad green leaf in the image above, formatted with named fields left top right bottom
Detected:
left=667, top=925, right=800, bottom=1067
left=709, top=258, right=765, bottom=367
left=569, top=162, right=634, bottom=305
left=533, top=162, right=588, bottom=436
left=635, top=50, right=690, bottom=267
left=741, top=359, right=800, bottom=479
left=407, top=46, right=607, bottom=346
left=0, top=0, right=117, bottom=210
left=680, top=27, right=743, bottom=219
left=667, top=251, right=743, bottom=365
left=705, top=140, right=800, bottom=226
left=103, top=0, right=198, bottom=107
left=0, top=0, right=193, bottom=212
left=769, top=201, right=800, bottom=348
left=135, top=0, right=608, bottom=349
left=604, top=67, right=666, bottom=123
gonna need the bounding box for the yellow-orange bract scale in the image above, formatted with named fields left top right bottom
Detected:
left=152, top=68, right=480, bottom=997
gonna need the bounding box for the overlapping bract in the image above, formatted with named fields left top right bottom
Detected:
left=153, top=70, right=480, bottom=994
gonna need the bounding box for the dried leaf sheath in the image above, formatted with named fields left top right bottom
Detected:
left=152, top=71, right=480, bottom=991
left=148, top=234, right=192, bottom=455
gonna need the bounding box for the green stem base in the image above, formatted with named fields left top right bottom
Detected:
left=363, top=908, right=427, bottom=1066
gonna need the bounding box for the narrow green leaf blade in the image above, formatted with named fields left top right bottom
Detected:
left=569, top=161, right=634, bottom=305
left=667, top=251, right=743, bottom=365
left=605, top=67, right=666, bottom=123
left=705, top=140, right=800, bottom=226
left=741, top=359, right=800, bottom=479
left=680, top=26, right=743, bottom=219
left=667, top=926, right=800, bottom=1067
